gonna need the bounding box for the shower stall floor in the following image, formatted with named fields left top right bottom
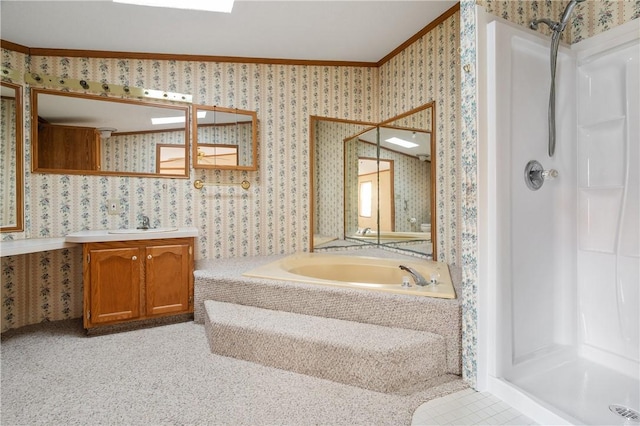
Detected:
left=508, top=358, right=639, bottom=425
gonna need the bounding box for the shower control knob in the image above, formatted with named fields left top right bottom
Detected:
left=542, top=169, right=558, bottom=180
left=525, top=160, right=558, bottom=191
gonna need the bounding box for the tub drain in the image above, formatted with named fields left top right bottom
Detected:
left=609, top=404, right=640, bottom=422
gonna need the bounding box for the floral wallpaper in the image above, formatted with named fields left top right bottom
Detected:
left=459, top=0, right=481, bottom=388
left=569, top=0, right=639, bottom=43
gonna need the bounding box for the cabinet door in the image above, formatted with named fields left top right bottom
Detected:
left=145, top=243, right=190, bottom=316
left=89, top=247, right=141, bottom=325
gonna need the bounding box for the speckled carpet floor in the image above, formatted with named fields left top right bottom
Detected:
left=1, top=319, right=466, bottom=426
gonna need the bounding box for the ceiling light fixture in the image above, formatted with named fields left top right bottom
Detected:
left=385, top=137, right=419, bottom=149
left=112, top=0, right=234, bottom=13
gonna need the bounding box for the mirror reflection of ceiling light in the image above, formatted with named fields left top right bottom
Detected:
left=385, top=137, right=419, bottom=149
left=97, top=127, right=117, bottom=139
left=152, top=111, right=205, bottom=125
left=112, top=0, right=234, bottom=13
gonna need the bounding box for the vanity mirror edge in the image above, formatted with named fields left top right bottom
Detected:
left=1, top=81, right=24, bottom=233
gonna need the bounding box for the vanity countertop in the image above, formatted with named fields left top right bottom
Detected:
left=65, top=227, right=199, bottom=243
left=0, top=237, right=73, bottom=257
left=1, top=228, right=199, bottom=257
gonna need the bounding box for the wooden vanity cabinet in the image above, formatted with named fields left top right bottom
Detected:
left=37, top=123, right=100, bottom=171
left=82, top=238, right=194, bottom=329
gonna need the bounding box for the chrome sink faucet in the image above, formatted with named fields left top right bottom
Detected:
left=138, top=215, right=151, bottom=230
left=399, top=265, right=429, bottom=286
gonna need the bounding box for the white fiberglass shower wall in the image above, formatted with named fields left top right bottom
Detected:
left=478, top=12, right=639, bottom=426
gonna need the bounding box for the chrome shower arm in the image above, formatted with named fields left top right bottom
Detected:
left=529, top=18, right=562, bottom=32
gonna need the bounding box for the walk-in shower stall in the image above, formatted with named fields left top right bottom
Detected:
left=478, top=10, right=639, bottom=426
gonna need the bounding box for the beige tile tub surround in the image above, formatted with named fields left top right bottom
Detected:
left=194, top=250, right=462, bottom=375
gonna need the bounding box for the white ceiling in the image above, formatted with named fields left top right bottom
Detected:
left=0, top=0, right=457, bottom=63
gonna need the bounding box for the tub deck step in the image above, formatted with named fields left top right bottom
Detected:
left=204, top=300, right=447, bottom=393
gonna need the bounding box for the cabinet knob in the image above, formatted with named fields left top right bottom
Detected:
left=147, top=254, right=153, bottom=260
left=131, top=256, right=137, bottom=261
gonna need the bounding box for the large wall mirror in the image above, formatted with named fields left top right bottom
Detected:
left=311, top=102, right=436, bottom=259
left=31, top=88, right=190, bottom=178
left=192, top=104, right=257, bottom=171
left=1, top=81, right=24, bottom=232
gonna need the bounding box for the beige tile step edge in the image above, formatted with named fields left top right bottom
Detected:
left=204, top=300, right=447, bottom=394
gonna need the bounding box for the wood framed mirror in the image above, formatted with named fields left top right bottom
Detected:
left=31, top=88, right=190, bottom=178
left=311, top=101, right=436, bottom=259
left=1, top=81, right=24, bottom=232
left=192, top=104, right=257, bottom=171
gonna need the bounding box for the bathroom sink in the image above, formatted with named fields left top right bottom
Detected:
left=108, top=227, right=179, bottom=234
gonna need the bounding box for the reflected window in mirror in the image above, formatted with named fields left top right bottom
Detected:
left=196, top=144, right=238, bottom=167
left=31, top=88, right=190, bottom=178
left=359, top=180, right=373, bottom=218
left=192, top=105, right=257, bottom=171
left=156, top=144, right=186, bottom=175
left=356, top=158, right=394, bottom=232
left=1, top=81, right=24, bottom=232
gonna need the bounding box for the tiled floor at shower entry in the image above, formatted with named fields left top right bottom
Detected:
left=412, top=388, right=536, bottom=425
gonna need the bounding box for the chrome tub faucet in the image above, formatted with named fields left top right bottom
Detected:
left=399, top=265, right=429, bottom=286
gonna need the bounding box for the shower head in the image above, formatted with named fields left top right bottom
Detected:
left=559, top=0, right=585, bottom=29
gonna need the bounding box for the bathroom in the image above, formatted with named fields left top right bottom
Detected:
left=1, top=1, right=639, bottom=425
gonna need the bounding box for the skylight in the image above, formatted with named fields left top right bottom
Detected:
left=113, top=0, right=234, bottom=13
left=152, top=111, right=205, bottom=125
left=385, top=137, right=419, bottom=149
